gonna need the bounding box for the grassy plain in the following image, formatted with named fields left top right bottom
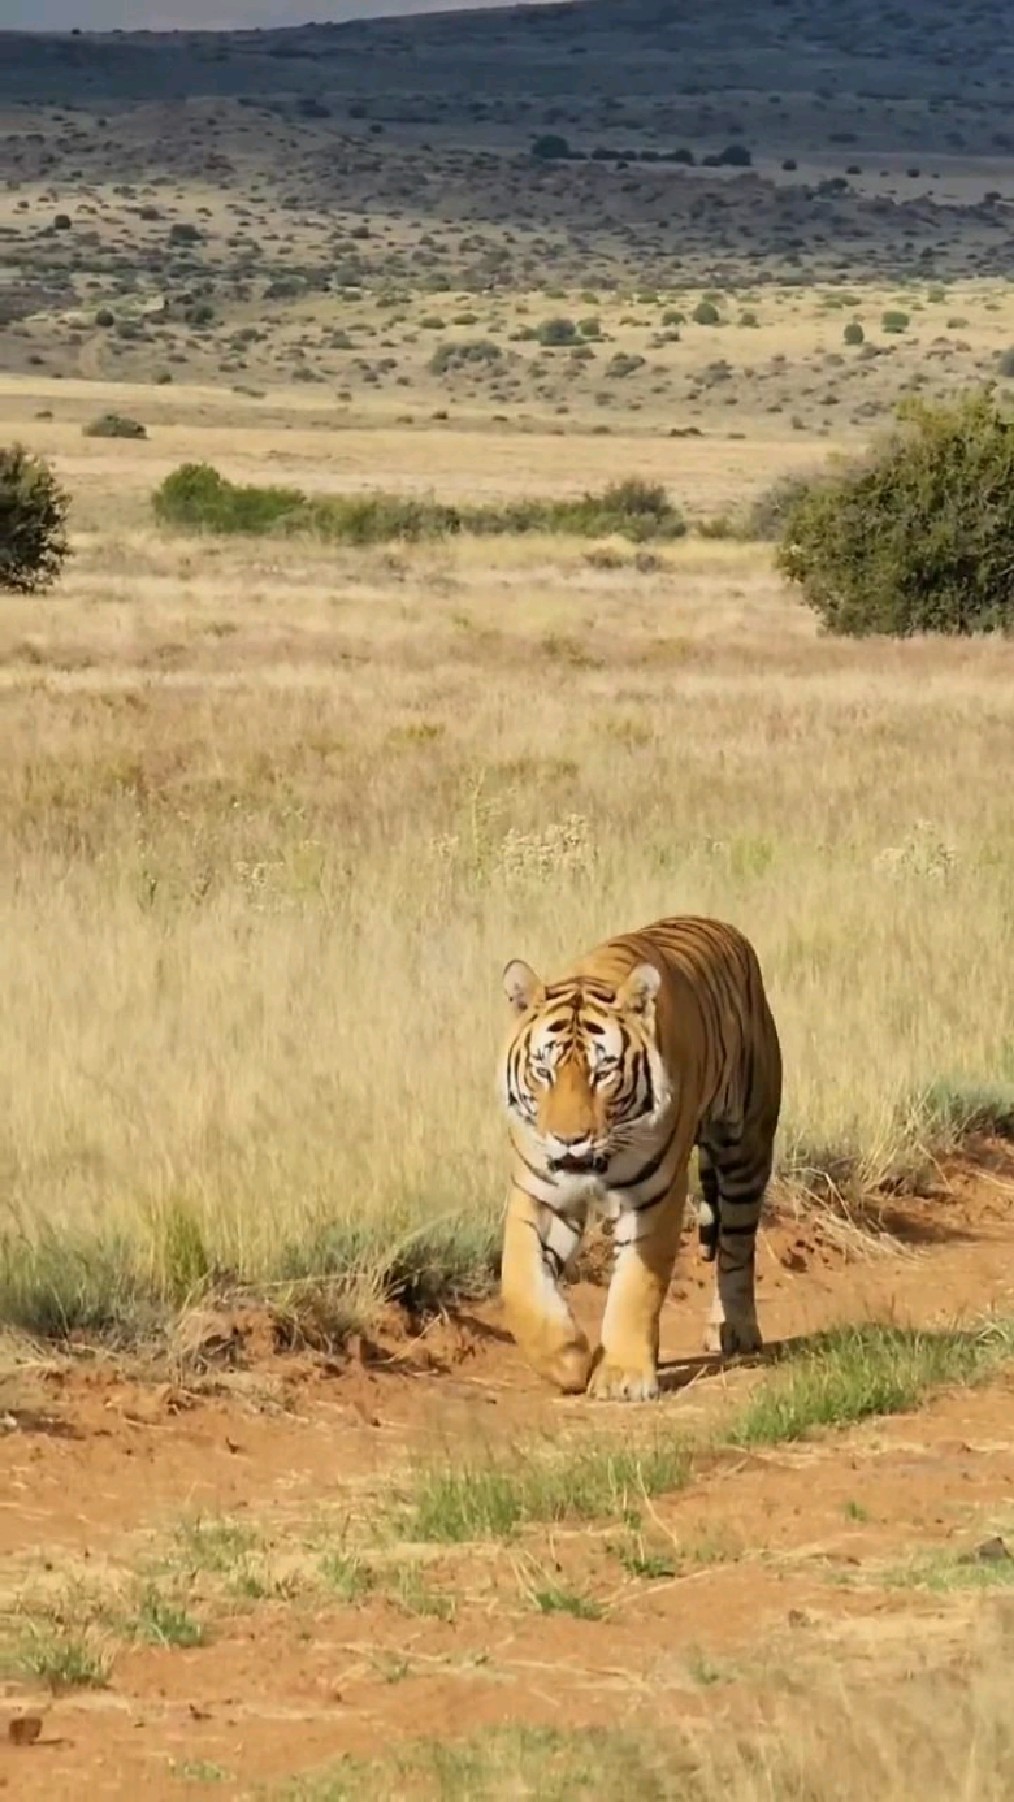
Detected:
left=3, top=387, right=1013, bottom=1336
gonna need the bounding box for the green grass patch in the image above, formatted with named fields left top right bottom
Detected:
left=884, top=1541, right=1014, bottom=1593
left=152, top=464, right=687, bottom=544
left=13, top=1624, right=111, bottom=1691
left=402, top=1433, right=693, bottom=1543
left=725, top=1319, right=1014, bottom=1448
left=283, top=1724, right=682, bottom=1801
left=399, top=1320, right=1014, bottom=1546
left=531, top=1583, right=604, bottom=1621
left=131, top=1585, right=206, bottom=1648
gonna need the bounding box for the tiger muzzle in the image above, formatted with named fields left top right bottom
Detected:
left=549, top=1151, right=609, bottom=1176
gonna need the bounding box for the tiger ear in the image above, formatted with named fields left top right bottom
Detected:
left=615, top=962, right=661, bottom=1019
left=503, top=959, right=544, bottom=1016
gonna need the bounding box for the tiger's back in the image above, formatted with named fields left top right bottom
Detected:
left=499, top=913, right=782, bottom=1400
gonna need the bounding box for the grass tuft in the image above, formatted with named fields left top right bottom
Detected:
left=403, top=1434, right=693, bottom=1543
left=726, top=1319, right=1014, bottom=1447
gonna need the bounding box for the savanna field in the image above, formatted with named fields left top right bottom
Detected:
left=3, top=4, right=1014, bottom=1795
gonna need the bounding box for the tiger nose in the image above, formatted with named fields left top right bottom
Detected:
left=555, top=1132, right=592, bottom=1148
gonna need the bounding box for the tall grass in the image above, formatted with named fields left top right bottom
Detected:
left=2, top=528, right=1013, bottom=1336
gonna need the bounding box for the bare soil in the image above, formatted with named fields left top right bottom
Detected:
left=2, top=1145, right=1013, bottom=1799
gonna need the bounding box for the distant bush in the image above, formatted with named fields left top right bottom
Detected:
left=83, top=412, right=147, bottom=440
left=882, top=309, right=910, bottom=334
left=605, top=352, right=646, bottom=379
left=168, top=222, right=202, bottom=246
left=535, top=316, right=579, bottom=346
left=693, top=300, right=721, bottom=326
left=0, top=444, right=70, bottom=594
left=997, top=346, right=1014, bottom=378
left=843, top=320, right=865, bottom=346
left=531, top=133, right=571, bottom=161
left=94, top=308, right=115, bottom=328
left=717, top=143, right=752, bottom=166
left=777, top=392, right=1014, bottom=636
left=428, top=340, right=503, bottom=375
left=153, top=463, right=306, bottom=535
left=152, top=464, right=686, bottom=545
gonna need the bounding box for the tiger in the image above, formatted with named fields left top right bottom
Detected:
left=498, top=914, right=782, bottom=1401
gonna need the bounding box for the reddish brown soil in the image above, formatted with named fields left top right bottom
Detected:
left=1, top=1145, right=1013, bottom=1800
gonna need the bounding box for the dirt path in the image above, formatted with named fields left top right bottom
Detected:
left=2, top=1146, right=1013, bottom=1800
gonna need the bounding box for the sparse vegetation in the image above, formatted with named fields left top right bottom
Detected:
left=726, top=1320, right=1014, bottom=1446
left=152, top=464, right=687, bottom=543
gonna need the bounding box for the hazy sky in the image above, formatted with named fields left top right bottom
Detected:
left=1, top=0, right=544, bottom=28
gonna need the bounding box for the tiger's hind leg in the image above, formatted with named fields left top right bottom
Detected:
left=500, top=1181, right=593, bottom=1395
left=700, top=1130, right=772, bottom=1359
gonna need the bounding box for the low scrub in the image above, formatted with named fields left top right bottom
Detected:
left=83, top=412, right=147, bottom=440
left=778, top=392, right=1014, bottom=635
left=152, top=464, right=686, bottom=545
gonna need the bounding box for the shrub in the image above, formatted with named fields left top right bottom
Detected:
left=997, top=346, right=1014, bottom=378
left=714, top=143, right=752, bottom=167
left=0, top=444, right=71, bottom=593
left=531, top=133, right=571, bottom=161
left=168, top=221, right=202, bottom=245
left=777, top=392, right=1014, bottom=636
left=535, top=316, right=578, bottom=346
left=843, top=320, right=865, bottom=346
left=152, top=464, right=686, bottom=545
left=83, top=412, right=147, bottom=440
left=882, top=309, right=910, bottom=334
left=693, top=300, right=721, bottom=325
left=428, top=340, right=503, bottom=375
left=152, top=463, right=306, bottom=534
left=742, top=470, right=823, bottom=541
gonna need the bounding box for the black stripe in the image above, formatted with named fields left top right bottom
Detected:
left=611, top=1117, right=679, bottom=1191
left=628, top=1181, right=672, bottom=1216
left=509, top=1135, right=558, bottom=1188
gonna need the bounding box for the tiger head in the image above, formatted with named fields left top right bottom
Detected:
left=499, top=957, right=669, bottom=1176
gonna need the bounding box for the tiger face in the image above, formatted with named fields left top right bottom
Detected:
left=500, top=958, right=669, bottom=1181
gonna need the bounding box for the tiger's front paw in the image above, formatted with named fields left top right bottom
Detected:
left=545, top=1339, right=595, bottom=1395
left=587, top=1357, right=660, bottom=1403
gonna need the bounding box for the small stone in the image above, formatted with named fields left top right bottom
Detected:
left=960, top=1535, right=1011, bottom=1565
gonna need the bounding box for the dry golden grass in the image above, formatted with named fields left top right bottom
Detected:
left=1, top=407, right=1013, bottom=1331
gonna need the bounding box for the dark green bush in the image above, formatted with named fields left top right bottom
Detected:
left=777, top=392, right=1014, bottom=636
left=152, top=463, right=306, bottom=534
left=882, top=309, right=910, bottom=334
left=152, top=465, right=686, bottom=545
left=693, top=300, right=721, bottom=326
left=531, top=134, right=571, bottom=161
left=0, top=444, right=70, bottom=593
left=535, top=316, right=579, bottom=346
left=843, top=320, right=865, bottom=346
